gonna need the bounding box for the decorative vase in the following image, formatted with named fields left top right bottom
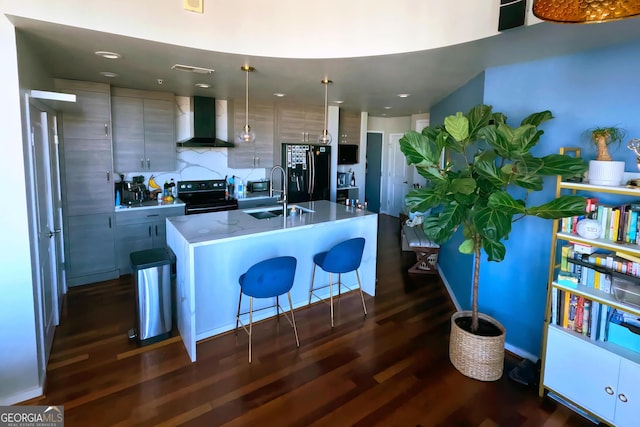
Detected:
left=449, top=311, right=506, bottom=381
left=588, top=160, right=625, bottom=186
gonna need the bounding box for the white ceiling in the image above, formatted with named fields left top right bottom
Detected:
left=11, top=15, right=640, bottom=117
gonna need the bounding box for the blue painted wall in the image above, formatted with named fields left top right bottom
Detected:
left=435, top=38, right=640, bottom=357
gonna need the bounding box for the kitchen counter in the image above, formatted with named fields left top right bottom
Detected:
left=168, top=200, right=374, bottom=246
left=166, top=200, right=378, bottom=361
left=115, top=198, right=185, bottom=212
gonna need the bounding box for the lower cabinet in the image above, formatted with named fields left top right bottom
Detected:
left=544, top=326, right=640, bottom=426
left=65, top=213, right=117, bottom=286
left=115, top=206, right=184, bottom=274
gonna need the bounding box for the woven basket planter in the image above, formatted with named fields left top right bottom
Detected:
left=449, top=311, right=506, bottom=381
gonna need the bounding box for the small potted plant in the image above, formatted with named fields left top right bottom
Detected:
left=587, top=126, right=626, bottom=186
left=400, top=104, right=587, bottom=381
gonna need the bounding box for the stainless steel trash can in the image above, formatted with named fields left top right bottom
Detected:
left=129, top=248, right=172, bottom=345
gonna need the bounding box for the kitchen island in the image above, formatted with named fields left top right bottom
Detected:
left=166, top=200, right=378, bottom=361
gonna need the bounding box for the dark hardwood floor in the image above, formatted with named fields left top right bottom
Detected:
left=29, top=214, right=597, bottom=426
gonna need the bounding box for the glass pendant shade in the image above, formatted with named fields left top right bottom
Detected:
left=533, top=0, right=640, bottom=23
left=239, top=124, right=255, bottom=144
left=239, top=65, right=256, bottom=144
left=318, top=79, right=332, bottom=145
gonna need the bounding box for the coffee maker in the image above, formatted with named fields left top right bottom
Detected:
left=118, top=175, right=149, bottom=205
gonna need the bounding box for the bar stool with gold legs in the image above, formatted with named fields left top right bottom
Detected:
left=235, top=256, right=299, bottom=363
left=309, top=237, right=367, bottom=328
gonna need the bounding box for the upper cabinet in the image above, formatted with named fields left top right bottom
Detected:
left=111, top=87, right=176, bottom=173
left=229, top=100, right=275, bottom=168
left=339, top=110, right=361, bottom=146
left=53, top=79, right=112, bottom=140
left=275, top=103, right=324, bottom=144
left=53, top=79, right=114, bottom=216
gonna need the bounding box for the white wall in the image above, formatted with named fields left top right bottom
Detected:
left=0, top=14, right=41, bottom=405
left=2, top=0, right=502, bottom=59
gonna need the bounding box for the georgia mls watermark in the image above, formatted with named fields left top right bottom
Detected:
left=0, top=406, right=63, bottom=427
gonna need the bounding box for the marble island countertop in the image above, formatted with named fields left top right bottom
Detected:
left=167, top=200, right=375, bottom=247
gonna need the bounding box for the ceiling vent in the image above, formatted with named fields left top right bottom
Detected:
left=171, top=64, right=214, bottom=74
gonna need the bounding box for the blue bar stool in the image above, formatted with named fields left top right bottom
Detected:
left=235, top=256, right=299, bottom=363
left=309, top=237, right=367, bottom=328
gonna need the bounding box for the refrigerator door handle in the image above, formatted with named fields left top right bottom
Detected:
left=308, top=149, right=315, bottom=196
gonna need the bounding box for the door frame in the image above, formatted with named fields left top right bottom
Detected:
left=380, top=132, right=413, bottom=216
left=24, top=93, right=69, bottom=378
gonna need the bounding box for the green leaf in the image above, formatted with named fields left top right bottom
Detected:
left=482, top=239, right=506, bottom=262
left=459, top=239, right=474, bottom=254
left=444, top=112, right=470, bottom=143
left=449, top=177, right=476, bottom=195
left=512, top=174, right=543, bottom=191
left=423, top=202, right=467, bottom=243
left=400, top=131, right=438, bottom=165
left=467, top=104, right=494, bottom=139
left=474, top=155, right=505, bottom=187
left=491, top=112, right=507, bottom=126
left=487, top=191, right=526, bottom=215
left=521, top=110, right=553, bottom=127
left=473, top=205, right=513, bottom=242
left=512, top=125, right=541, bottom=153
left=404, top=187, right=443, bottom=212
left=538, top=154, right=588, bottom=178
left=527, top=195, right=587, bottom=219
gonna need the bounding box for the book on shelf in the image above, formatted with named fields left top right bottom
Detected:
left=616, top=251, right=640, bottom=264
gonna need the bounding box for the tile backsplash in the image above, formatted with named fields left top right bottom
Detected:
left=117, top=147, right=267, bottom=187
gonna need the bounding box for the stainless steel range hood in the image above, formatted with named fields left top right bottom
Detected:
left=176, top=96, right=234, bottom=148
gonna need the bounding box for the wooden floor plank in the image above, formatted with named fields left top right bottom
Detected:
left=29, top=214, right=598, bottom=427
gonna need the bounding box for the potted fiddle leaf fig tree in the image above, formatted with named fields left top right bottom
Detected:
left=399, top=104, right=588, bottom=381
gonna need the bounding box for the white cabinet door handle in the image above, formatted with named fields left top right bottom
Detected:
left=618, top=393, right=628, bottom=403
left=605, top=386, right=615, bottom=395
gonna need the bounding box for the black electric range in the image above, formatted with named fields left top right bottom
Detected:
left=177, top=179, right=238, bottom=215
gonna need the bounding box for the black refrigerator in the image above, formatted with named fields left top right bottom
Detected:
left=282, top=144, right=331, bottom=203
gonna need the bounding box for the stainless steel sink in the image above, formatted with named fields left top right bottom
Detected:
left=243, top=205, right=314, bottom=220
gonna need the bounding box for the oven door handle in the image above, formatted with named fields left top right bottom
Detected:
left=186, top=205, right=236, bottom=214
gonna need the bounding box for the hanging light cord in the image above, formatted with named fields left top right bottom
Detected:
left=245, top=68, right=250, bottom=130
left=323, top=80, right=328, bottom=131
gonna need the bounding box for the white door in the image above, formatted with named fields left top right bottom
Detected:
left=382, top=133, right=411, bottom=216
left=28, top=100, right=62, bottom=371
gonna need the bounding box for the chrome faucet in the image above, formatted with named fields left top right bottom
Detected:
left=270, top=165, right=287, bottom=215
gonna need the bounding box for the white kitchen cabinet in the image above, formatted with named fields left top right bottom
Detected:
left=112, top=87, right=176, bottom=173
left=228, top=100, right=274, bottom=168
left=115, top=206, right=184, bottom=274
left=544, top=326, right=640, bottom=426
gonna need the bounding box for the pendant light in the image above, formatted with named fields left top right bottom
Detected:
left=318, top=79, right=333, bottom=145
left=239, top=65, right=256, bottom=144
left=533, top=0, right=640, bottom=24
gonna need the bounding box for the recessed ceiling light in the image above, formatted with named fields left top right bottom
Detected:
left=195, top=83, right=211, bottom=88
left=95, top=51, right=121, bottom=59
left=333, top=100, right=344, bottom=104
left=384, top=106, right=392, bottom=110
left=171, top=64, right=215, bottom=74
left=397, top=93, right=411, bottom=98
left=273, top=93, right=286, bottom=97
left=99, top=71, right=119, bottom=78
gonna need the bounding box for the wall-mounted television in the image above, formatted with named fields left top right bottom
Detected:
left=338, top=144, right=358, bottom=164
